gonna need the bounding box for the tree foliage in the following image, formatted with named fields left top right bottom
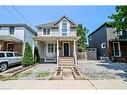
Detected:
left=22, top=42, right=33, bottom=67
left=108, top=6, right=127, bottom=32
left=77, top=24, right=88, bottom=51
left=34, top=46, right=40, bottom=63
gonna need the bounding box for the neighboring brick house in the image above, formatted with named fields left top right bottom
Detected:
left=0, top=24, right=36, bottom=54
left=88, top=23, right=127, bottom=63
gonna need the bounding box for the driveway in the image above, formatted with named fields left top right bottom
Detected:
left=78, top=60, right=127, bottom=80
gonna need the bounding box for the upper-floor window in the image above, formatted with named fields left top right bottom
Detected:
left=116, top=31, right=123, bottom=36
left=62, top=20, right=67, bottom=36
left=10, top=27, right=15, bottom=35
left=43, top=28, right=50, bottom=35
left=101, top=43, right=106, bottom=49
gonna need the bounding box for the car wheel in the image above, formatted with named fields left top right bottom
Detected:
left=0, top=63, right=8, bottom=72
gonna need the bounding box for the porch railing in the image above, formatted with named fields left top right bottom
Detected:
left=73, top=51, right=78, bottom=67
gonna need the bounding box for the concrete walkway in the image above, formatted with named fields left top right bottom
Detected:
left=0, top=79, right=127, bottom=89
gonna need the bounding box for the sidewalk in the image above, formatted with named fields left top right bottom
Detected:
left=0, top=79, right=127, bottom=89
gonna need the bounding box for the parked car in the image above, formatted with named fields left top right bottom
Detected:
left=0, top=51, right=22, bottom=72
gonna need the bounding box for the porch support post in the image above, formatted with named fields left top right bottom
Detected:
left=57, top=39, right=59, bottom=68
left=73, top=40, right=77, bottom=67
left=32, top=40, right=35, bottom=57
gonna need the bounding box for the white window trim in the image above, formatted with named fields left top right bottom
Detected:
left=60, top=18, right=69, bottom=36
left=42, top=28, right=51, bottom=36
left=46, top=42, right=56, bottom=54
left=101, top=43, right=106, bottom=49
left=113, top=42, right=121, bottom=57
left=116, top=31, right=123, bottom=36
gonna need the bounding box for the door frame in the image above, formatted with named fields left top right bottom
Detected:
left=7, top=43, right=14, bottom=51
left=113, top=42, right=121, bottom=57
left=62, top=42, right=70, bottom=56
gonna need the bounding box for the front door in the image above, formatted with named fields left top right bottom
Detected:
left=64, top=43, right=69, bottom=56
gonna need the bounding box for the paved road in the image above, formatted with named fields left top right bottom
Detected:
left=0, top=79, right=127, bottom=89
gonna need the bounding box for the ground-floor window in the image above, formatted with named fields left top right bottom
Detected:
left=113, top=42, right=121, bottom=57
left=48, top=44, right=54, bottom=53
left=48, top=43, right=57, bottom=53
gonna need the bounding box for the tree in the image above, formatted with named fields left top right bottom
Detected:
left=22, top=42, right=33, bottom=67
left=77, top=24, right=88, bottom=52
left=34, top=46, right=40, bottom=63
left=108, top=6, right=127, bottom=32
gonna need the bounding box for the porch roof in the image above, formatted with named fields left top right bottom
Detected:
left=0, top=35, right=22, bottom=43
left=33, top=36, right=81, bottom=41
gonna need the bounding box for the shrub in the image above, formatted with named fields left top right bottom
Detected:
left=34, top=46, right=40, bottom=63
left=22, top=42, right=33, bottom=67
left=77, top=47, right=82, bottom=52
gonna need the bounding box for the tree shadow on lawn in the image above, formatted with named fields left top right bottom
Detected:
left=97, top=63, right=127, bottom=73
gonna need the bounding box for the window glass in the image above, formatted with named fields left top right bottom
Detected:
left=48, top=44, right=54, bottom=53
left=43, top=29, right=46, bottom=35
left=101, top=43, right=106, bottom=49
left=10, top=27, right=15, bottom=35
left=43, top=28, right=50, bottom=35
left=6, top=53, right=13, bottom=57
left=0, top=53, right=5, bottom=58
left=62, top=20, right=67, bottom=36
left=55, top=44, right=57, bottom=53
left=14, top=53, right=21, bottom=57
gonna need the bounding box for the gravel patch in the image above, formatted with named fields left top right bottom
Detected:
left=78, top=60, right=127, bottom=80
left=14, top=64, right=57, bottom=80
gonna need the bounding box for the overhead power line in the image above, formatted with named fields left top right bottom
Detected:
left=2, top=6, right=20, bottom=23
left=11, top=6, right=35, bottom=28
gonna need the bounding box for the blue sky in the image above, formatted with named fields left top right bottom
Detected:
left=0, top=6, right=115, bottom=35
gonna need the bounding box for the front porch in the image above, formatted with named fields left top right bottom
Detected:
left=0, top=35, right=23, bottom=53
left=109, top=39, right=127, bottom=63
left=33, top=36, right=80, bottom=67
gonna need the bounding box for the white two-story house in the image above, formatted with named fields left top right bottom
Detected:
left=33, top=16, right=80, bottom=67
left=0, top=24, right=36, bottom=54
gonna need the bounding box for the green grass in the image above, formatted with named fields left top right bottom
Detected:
left=0, top=75, right=18, bottom=81
left=36, top=72, right=50, bottom=79
left=19, top=71, right=32, bottom=77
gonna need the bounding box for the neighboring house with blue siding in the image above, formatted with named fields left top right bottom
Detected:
left=88, top=23, right=127, bottom=63
left=0, top=24, right=36, bottom=54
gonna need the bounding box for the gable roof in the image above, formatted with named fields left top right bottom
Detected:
left=0, top=24, right=37, bottom=35
left=88, top=22, right=112, bottom=37
left=36, top=16, right=76, bottom=28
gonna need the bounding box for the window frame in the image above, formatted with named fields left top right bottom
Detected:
left=0, top=53, right=5, bottom=58
left=14, top=53, right=21, bottom=57
left=43, top=28, right=50, bottom=35
left=62, top=19, right=68, bottom=36
left=101, top=43, right=106, bottom=49
left=48, top=43, right=54, bottom=53
left=6, top=53, right=14, bottom=57
left=10, top=27, right=15, bottom=35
